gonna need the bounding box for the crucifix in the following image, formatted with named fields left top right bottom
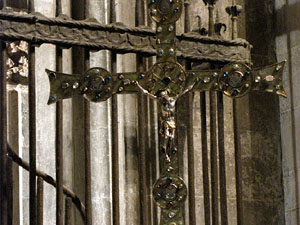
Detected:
left=45, top=0, right=286, bottom=224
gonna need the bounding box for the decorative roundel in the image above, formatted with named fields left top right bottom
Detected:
left=81, top=68, right=113, bottom=102
left=144, top=61, right=187, bottom=96
left=218, top=63, right=253, bottom=98
left=153, top=175, right=187, bottom=209
left=149, top=0, right=183, bottom=24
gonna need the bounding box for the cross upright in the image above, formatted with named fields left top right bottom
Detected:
left=45, top=0, right=287, bottom=224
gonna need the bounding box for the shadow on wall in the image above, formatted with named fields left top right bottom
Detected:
left=275, top=1, right=300, bottom=35
left=275, top=1, right=300, bottom=225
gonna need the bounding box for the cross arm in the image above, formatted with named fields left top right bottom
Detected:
left=46, top=68, right=147, bottom=105
left=188, top=61, right=287, bottom=98
left=46, top=61, right=287, bottom=104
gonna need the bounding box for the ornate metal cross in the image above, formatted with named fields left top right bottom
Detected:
left=44, top=0, right=286, bottom=224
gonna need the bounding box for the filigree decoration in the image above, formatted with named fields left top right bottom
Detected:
left=141, top=62, right=188, bottom=96
left=219, top=63, right=252, bottom=97
left=7, top=40, right=28, bottom=85
left=149, top=0, right=183, bottom=24
left=153, top=175, right=187, bottom=209
left=0, top=0, right=288, bottom=224
left=44, top=3, right=287, bottom=224
left=81, top=68, right=114, bottom=102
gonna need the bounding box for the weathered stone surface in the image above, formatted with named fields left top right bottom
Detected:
left=236, top=1, right=285, bottom=225
left=116, top=2, right=140, bottom=224
left=19, top=86, right=29, bottom=225
left=34, top=1, right=57, bottom=225
left=7, top=90, right=20, bottom=224
left=242, top=200, right=285, bottom=225
left=276, top=0, right=300, bottom=224
left=89, top=1, right=112, bottom=224
left=36, top=45, right=56, bottom=225
left=189, top=1, right=238, bottom=224
left=5, top=0, right=296, bottom=225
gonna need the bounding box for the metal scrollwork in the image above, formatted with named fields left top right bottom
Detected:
left=142, top=62, right=187, bottom=96
left=42, top=1, right=287, bottom=225
left=153, top=175, right=187, bottom=209
left=81, top=68, right=113, bottom=102
left=219, top=63, right=252, bottom=98
left=46, top=68, right=122, bottom=104
left=149, top=0, right=183, bottom=24
left=0, top=0, right=289, bottom=223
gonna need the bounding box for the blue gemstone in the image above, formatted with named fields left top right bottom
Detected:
left=51, top=95, right=57, bottom=101
left=84, top=76, right=89, bottom=81
left=138, top=74, right=144, bottom=79
left=174, top=8, right=179, bottom=13
left=223, top=73, right=228, bottom=77
left=105, top=76, right=112, bottom=82
left=172, top=149, right=177, bottom=154
left=151, top=0, right=156, bottom=2
left=95, top=95, right=100, bottom=100
left=155, top=194, right=161, bottom=200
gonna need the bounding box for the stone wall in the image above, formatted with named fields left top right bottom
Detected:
left=235, top=0, right=285, bottom=224
left=4, top=0, right=293, bottom=225
left=275, top=0, right=300, bottom=224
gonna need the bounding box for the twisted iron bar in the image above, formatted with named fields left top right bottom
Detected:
left=6, top=144, right=86, bottom=222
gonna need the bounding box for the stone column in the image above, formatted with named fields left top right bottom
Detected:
left=275, top=0, right=300, bottom=224
left=217, top=1, right=237, bottom=224
left=35, top=1, right=56, bottom=224
left=183, top=1, right=237, bottom=224
left=89, top=0, right=112, bottom=224
left=61, top=0, right=73, bottom=192
left=115, top=1, right=140, bottom=224
left=20, top=86, right=30, bottom=225
left=236, top=0, right=285, bottom=224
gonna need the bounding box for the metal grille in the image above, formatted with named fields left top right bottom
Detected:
left=0, top=0, right=286, bottom=225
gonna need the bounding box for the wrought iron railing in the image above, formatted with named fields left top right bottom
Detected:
left=0, top=0, right=286, bottom=225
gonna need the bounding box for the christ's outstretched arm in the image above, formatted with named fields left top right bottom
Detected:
left=135, top=81, right=158, bottom=100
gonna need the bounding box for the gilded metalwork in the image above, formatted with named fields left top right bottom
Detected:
left=153, top=175, right=187, bottom=209
left=142, top=62, right=188, bottom=96
left=149, top=0, right=183, bottom=24
left=46, top=69, right=141, bottom=104
left=43, top=1, right=287, bottom=223
left=186, top=61, right=286, bottom=98
left=0, top=0, right=289, bottom=223
left=219, top=63, right=253, bottom=98
left=136, top=79, right=196, bottom=163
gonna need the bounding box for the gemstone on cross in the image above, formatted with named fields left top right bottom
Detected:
left=46, top=60, right=286, bottom=105
left=45, top=0, right=287, bottom=224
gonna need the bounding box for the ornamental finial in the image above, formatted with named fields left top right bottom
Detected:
left=203, top=0, right=219, bottom=6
